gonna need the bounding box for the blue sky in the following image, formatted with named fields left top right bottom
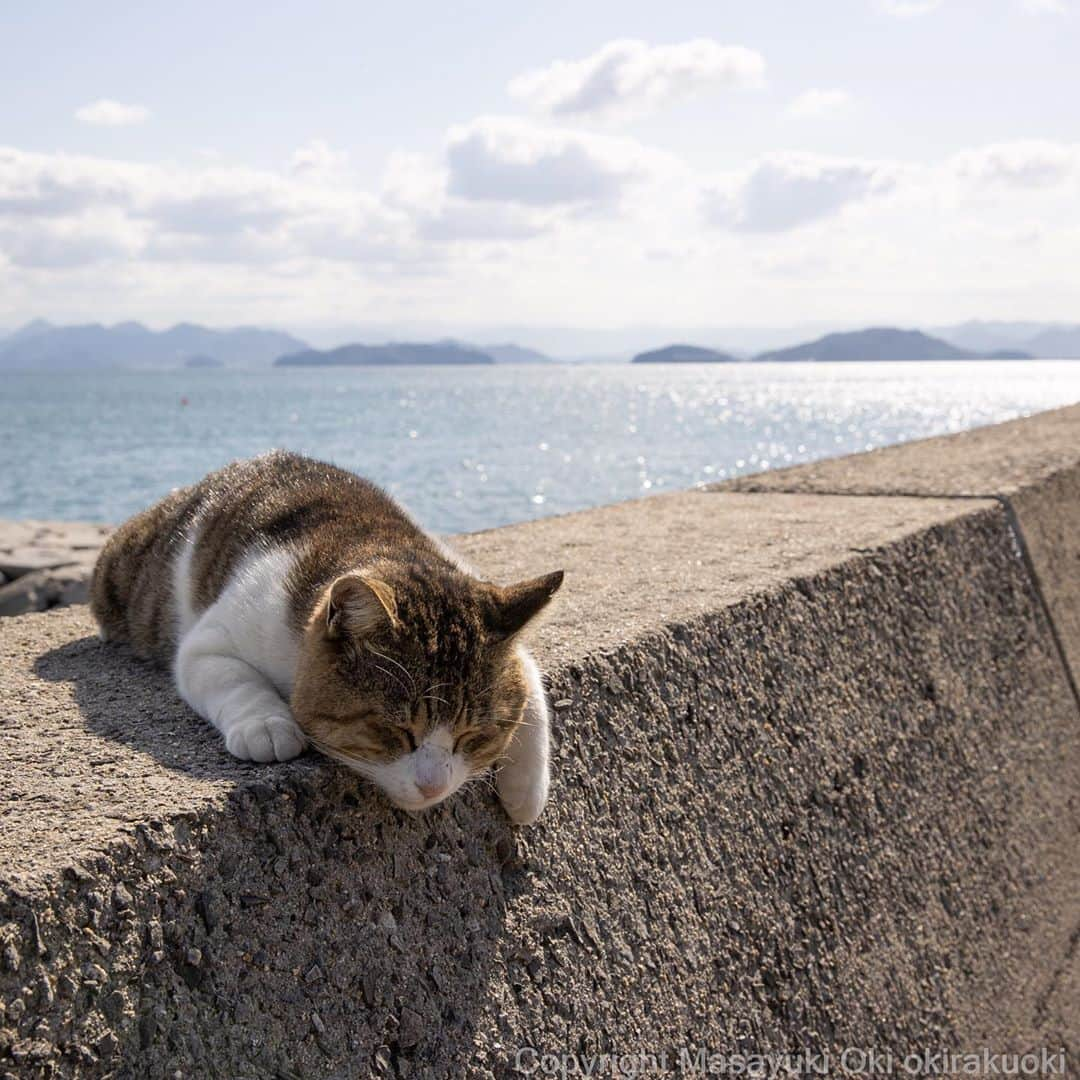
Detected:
left=1, top=0, right=1077, bottom=344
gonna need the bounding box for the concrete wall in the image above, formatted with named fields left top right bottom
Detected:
left=1, top=405, right=1079, bottom=1078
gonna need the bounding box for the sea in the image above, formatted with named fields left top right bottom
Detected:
left=3, top=361, right=1080, bottom=533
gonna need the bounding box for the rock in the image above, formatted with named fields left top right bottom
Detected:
left=58, top=575, right=89, bottom=606
left=0, top=521, right=107, bottom=617
left=0, top=572, right=50, bottom=616
left=1, top=938, right=19, bottom=973
left=81, top=962, right=108, bottom=985
left=95, top=1031, right=119, bottom=1058
left=0, top=547, right=81, bottom=578
left=397, top=1006, right=425, bottom=1049
left=0, top=566, right=92, bottom=616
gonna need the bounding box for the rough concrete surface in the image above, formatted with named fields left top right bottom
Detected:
left=720, top=403, right=1080, bottom=499
left=719, top=402, right=1080, bottom=692
left=1, top=470, right=1079, bottom=1076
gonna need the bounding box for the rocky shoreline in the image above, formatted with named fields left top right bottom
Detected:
left=0, top=519, right=111, bottom=616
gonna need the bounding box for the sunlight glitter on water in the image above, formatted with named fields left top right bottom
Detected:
left=2, top=361, right=1080, bottom=532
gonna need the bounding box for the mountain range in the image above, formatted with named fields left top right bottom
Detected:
left=0, top=320, right=308, bottom=370
left=938, top=321, right=1080, bottom=359
left=2, top=318, right=1078, bottom=369
left=0, top=321, right=560, bottom=369
left=755, top=328, right=1030, bottom=363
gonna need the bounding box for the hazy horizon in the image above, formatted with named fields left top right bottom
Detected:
left=5, top=316, right=1079, bottom=362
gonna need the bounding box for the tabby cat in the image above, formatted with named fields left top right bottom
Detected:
left=90, top=452, right=562, bottom=824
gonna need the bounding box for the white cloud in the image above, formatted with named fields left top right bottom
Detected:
left=880, top=0, right=944, bottom=14
left=508, top=38, right=765, bottom=120
left=0, top=145, right=408, bottom=268
left=382, top=150, right=551, bottom=244
left=0, top=147, right=149, bottom=217
left=787, top=89, right=851, bottom=118
left=1020, top=0, right=1069, bottom=11
left=0, top=212, right=143, bottom=269
left=290, top=139, right=348, bottom=176
left=2, top=132, right=1080, bottom=329
left=704, top=152, right=898, bottom=232
left=951, top=140, right=1080, bottom=188
left=444, top=117, right=658, bottom=207
left=74, top=100, right=150, bottom=127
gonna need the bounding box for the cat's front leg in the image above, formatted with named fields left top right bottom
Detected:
left=497, top=649, right=551, bottom=825
left=175, top=621, right=306, bottom=763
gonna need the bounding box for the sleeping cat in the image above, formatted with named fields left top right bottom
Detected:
left=90, top=451, right=562, bottom=824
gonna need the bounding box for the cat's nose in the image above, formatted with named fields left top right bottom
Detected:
left=414, top=747, right=451, bottom=801
left=416, top=776, right=448, bottom=800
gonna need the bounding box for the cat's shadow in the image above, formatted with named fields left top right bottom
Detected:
left=34, top=634, right=295, bottom=782
left=32, top=634, right=530, bottom=878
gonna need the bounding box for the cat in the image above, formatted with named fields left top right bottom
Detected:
left=90, top=451, right=563, bottom=824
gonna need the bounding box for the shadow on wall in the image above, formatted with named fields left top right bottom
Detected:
left=29, top=635, right=530, bottom=1074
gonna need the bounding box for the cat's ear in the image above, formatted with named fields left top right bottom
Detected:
left=484, top=570, right=564, bottom=641
left=326, top=574, right=398, bottom=638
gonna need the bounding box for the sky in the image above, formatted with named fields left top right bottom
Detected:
left=1, top=0, right=1078, bottom=348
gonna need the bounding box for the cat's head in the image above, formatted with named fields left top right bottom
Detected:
left=292, top=558, right=562, bottom=812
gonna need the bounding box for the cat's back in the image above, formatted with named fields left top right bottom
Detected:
left=91, top=451, right=423, bottom=662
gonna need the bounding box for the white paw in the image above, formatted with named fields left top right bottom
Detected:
left=225, top=713, right=307, bottom=763
left=497, top=759, right=550, bottom=825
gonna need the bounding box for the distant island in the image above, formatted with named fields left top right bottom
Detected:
left=184, top=354, right=223, bottom=369
left=632, top=344, right=738, bottom=364
left=629, top=327, right=1037, bottom=364
left=755, top=328, right=1032, bottom=363
left=477, top=343, right=552, bottom=364
left=938, top=320, right=1080, bottom=359
left=275, top=342, right=495, bottom=366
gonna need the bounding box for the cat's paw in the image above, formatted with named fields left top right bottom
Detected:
left=496, top=759, right=550, bottom=825
left=225, top=713, right=306, bottom=763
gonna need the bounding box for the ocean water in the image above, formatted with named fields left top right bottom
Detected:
left=2, top=362, right=1080, bottom=533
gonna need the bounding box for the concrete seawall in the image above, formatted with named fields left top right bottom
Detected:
left=1, top=406, right=1079, bottom=1077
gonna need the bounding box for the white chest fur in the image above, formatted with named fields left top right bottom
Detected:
left=173, top=538, right=301, bottom=697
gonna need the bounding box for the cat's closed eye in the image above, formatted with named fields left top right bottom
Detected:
left=453, top=731, right=484, bottom=755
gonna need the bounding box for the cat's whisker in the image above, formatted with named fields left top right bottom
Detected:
left=364, top=659, right=412, bottom=695
left=305, top=736, right=379, bottom=775
left=364, top=643, right=416, bottom=692
left=462, top=771, right=498, bottom=798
